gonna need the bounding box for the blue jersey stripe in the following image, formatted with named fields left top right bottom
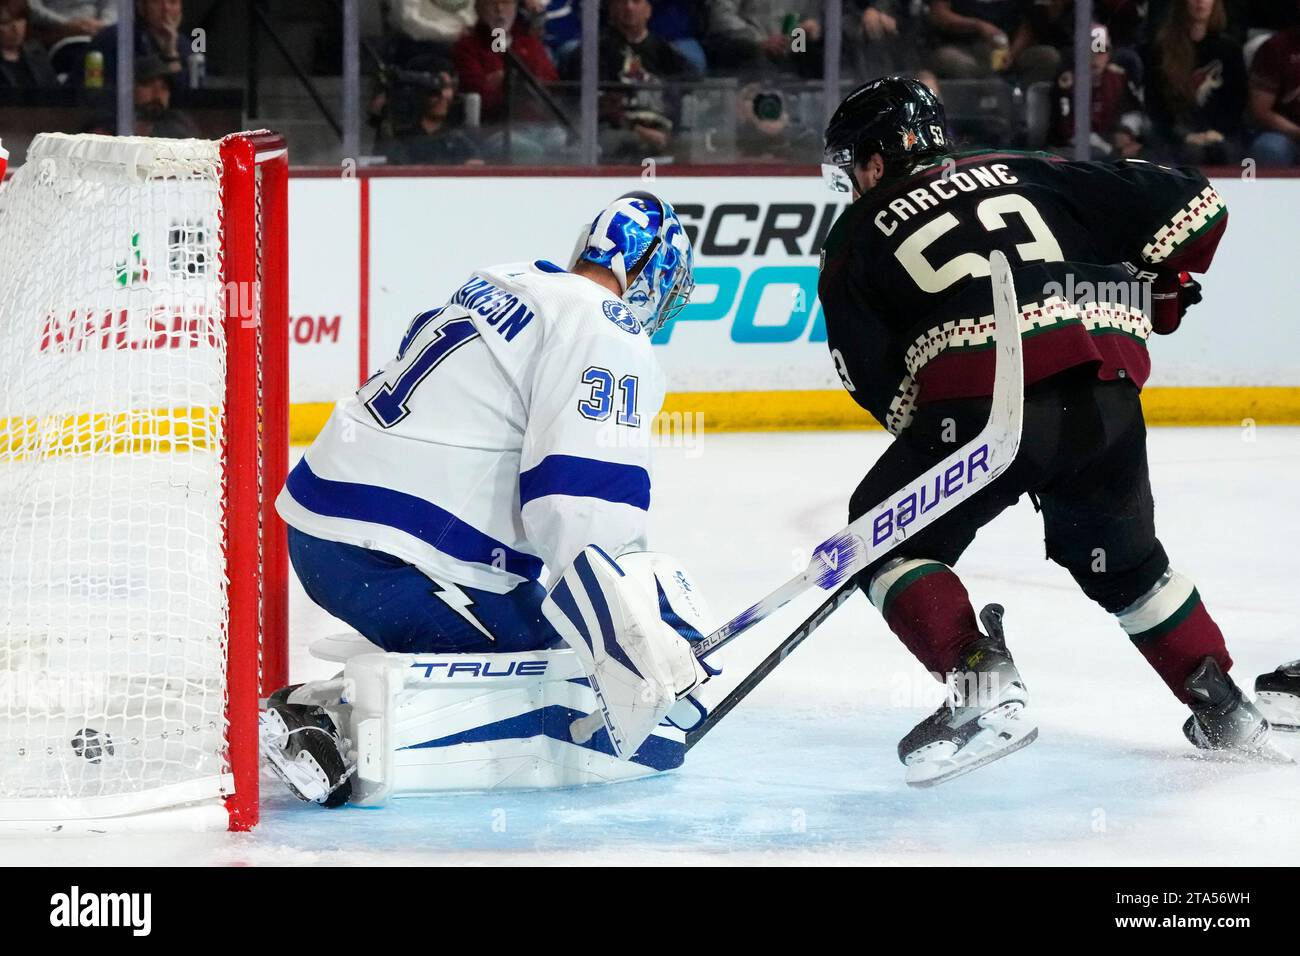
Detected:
left=519, top=454, right=651, bottom=510
left=285, top=458, right=543, bottom=580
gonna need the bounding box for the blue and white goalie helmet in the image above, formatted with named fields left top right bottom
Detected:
left=573, top=191, right=695, bottom=337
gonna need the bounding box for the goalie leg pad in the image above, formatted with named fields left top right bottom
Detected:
left=543, top=546, right=707, bottom=760
left=268, top=645, right=687, bottom=805
left=347, top=648, right=685, bottom=803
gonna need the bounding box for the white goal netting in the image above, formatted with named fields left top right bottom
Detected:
left=0, top=134, right=234, bottom=820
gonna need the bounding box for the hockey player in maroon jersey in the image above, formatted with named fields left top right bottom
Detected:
left=818, top=76, right=1295, bottom=786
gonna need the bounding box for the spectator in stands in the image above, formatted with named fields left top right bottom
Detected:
left=1246, top=0, right=1300, bottom=166
left=453, top=0, right=558, bottom=124
left=1048, top=23, right=1144, bottom=157
left=649, top=0, right=707, bottom=74
left=1145, top=0, right=1246, bottom=164
left=928, top=0, right=1060, bottom=85
left=1023, top=0, right=1071, bottom=51
left=531, top=0, right=580, bottom=61
left=850, top=1, right=923, bottom=80
left=132, top=52, right=196, bottom=137
left=27, top=0, right=113, bottom=42
left=0, top=0, right=58, bottom=88
left=535, top=1, right=704, bottom=72
left=734, top=81, right=820, bottom=160
left=1096, top=0, right=1147, bottom=81
left=90, top=0, right=195, bottom=90
left=392, top=0, right=476, bottom=51
left=561, top=0, right=694, bottom=160
left=704, top=0, right=824, bottom=78
left=388, top=62, right=483, bottom=164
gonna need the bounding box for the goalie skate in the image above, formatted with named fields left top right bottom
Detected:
left=900, top=605, right=1038, bottom=789
left=259, top=686, right=356, bottom=808
left=1254, top=660, right=1300, bottom=733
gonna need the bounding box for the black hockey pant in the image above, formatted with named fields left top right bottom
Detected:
left=850, top=367, right=1168, bottom=614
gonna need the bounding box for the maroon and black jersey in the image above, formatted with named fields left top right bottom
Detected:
left=818, top=149, right=1227, bottom=433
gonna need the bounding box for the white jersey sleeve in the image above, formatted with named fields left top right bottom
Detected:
left=519, top=318, right=665, bottom=578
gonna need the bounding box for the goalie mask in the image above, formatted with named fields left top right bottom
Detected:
left=573, top=191, right=695, bottom=338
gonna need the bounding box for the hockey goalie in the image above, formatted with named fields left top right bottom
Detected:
left=262, top=192, right=712, bottom=806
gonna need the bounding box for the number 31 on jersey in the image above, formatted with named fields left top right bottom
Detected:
left=578, top=366, right=641, bottom=427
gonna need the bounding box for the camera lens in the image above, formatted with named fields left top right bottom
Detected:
left=752, top=91, right=784, bottom=122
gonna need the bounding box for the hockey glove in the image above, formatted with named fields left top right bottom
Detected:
left=1151, top=270, right=1202, bottom=335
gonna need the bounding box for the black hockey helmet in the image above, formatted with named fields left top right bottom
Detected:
left=823, top=77, right=949, bottom=193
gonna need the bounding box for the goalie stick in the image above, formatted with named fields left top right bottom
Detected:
left=684, top=578, right=858, bottom=750
left=571, top=251, right=1026, bottom=748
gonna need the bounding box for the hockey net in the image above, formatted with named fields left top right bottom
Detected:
left=0, top=131, right=288, bottom=831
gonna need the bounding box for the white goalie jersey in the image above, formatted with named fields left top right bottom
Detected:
left=277, top=260, right=666, bottom=594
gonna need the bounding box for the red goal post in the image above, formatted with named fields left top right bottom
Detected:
left=221, top=131, right=290, bottom=830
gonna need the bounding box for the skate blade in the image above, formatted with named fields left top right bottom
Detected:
left=1185, top=746, right=1295, bottom=766
left=1248, top=731, right=1296, bottom=765
left=1256, top=691, right=1300, bottom=734
left=905, top=709, right=1039, bottom=789
left=1183, top=734, right=1297, bottom=766
left=1261, top=739, right=1298, bottom=764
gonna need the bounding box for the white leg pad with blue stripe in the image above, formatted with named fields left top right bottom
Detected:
left=542, top=546, right=708, bottom=760
left=299, top=637, right=688, bottom=804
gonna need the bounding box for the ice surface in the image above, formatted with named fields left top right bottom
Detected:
left=3, top=427, right=1297, bottom=864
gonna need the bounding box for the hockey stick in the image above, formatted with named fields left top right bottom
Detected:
left=571, top=252, right=1026, bottom=748
left=684, top=578, right=858, bottom=750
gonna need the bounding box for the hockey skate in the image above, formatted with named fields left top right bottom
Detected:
left=1182, top=657, right=1290, bottom=762
left=899, top=604, right=1038, bottom=788
left=260, top=685, right=356, bottom=808
left=1254, top=660, right=1300, bottom=733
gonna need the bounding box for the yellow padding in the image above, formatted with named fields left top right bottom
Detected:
left=660, top=386, right=1300, bottom=431
left=282, top=386, right=1300, bottom=444
left=1137, top=387, right=1300, bottom=426
left=290, top=403, right=335, bottom=444
left=0, top=408, right=221, bottom=457
left=660, top=389, right=873, bottom=431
